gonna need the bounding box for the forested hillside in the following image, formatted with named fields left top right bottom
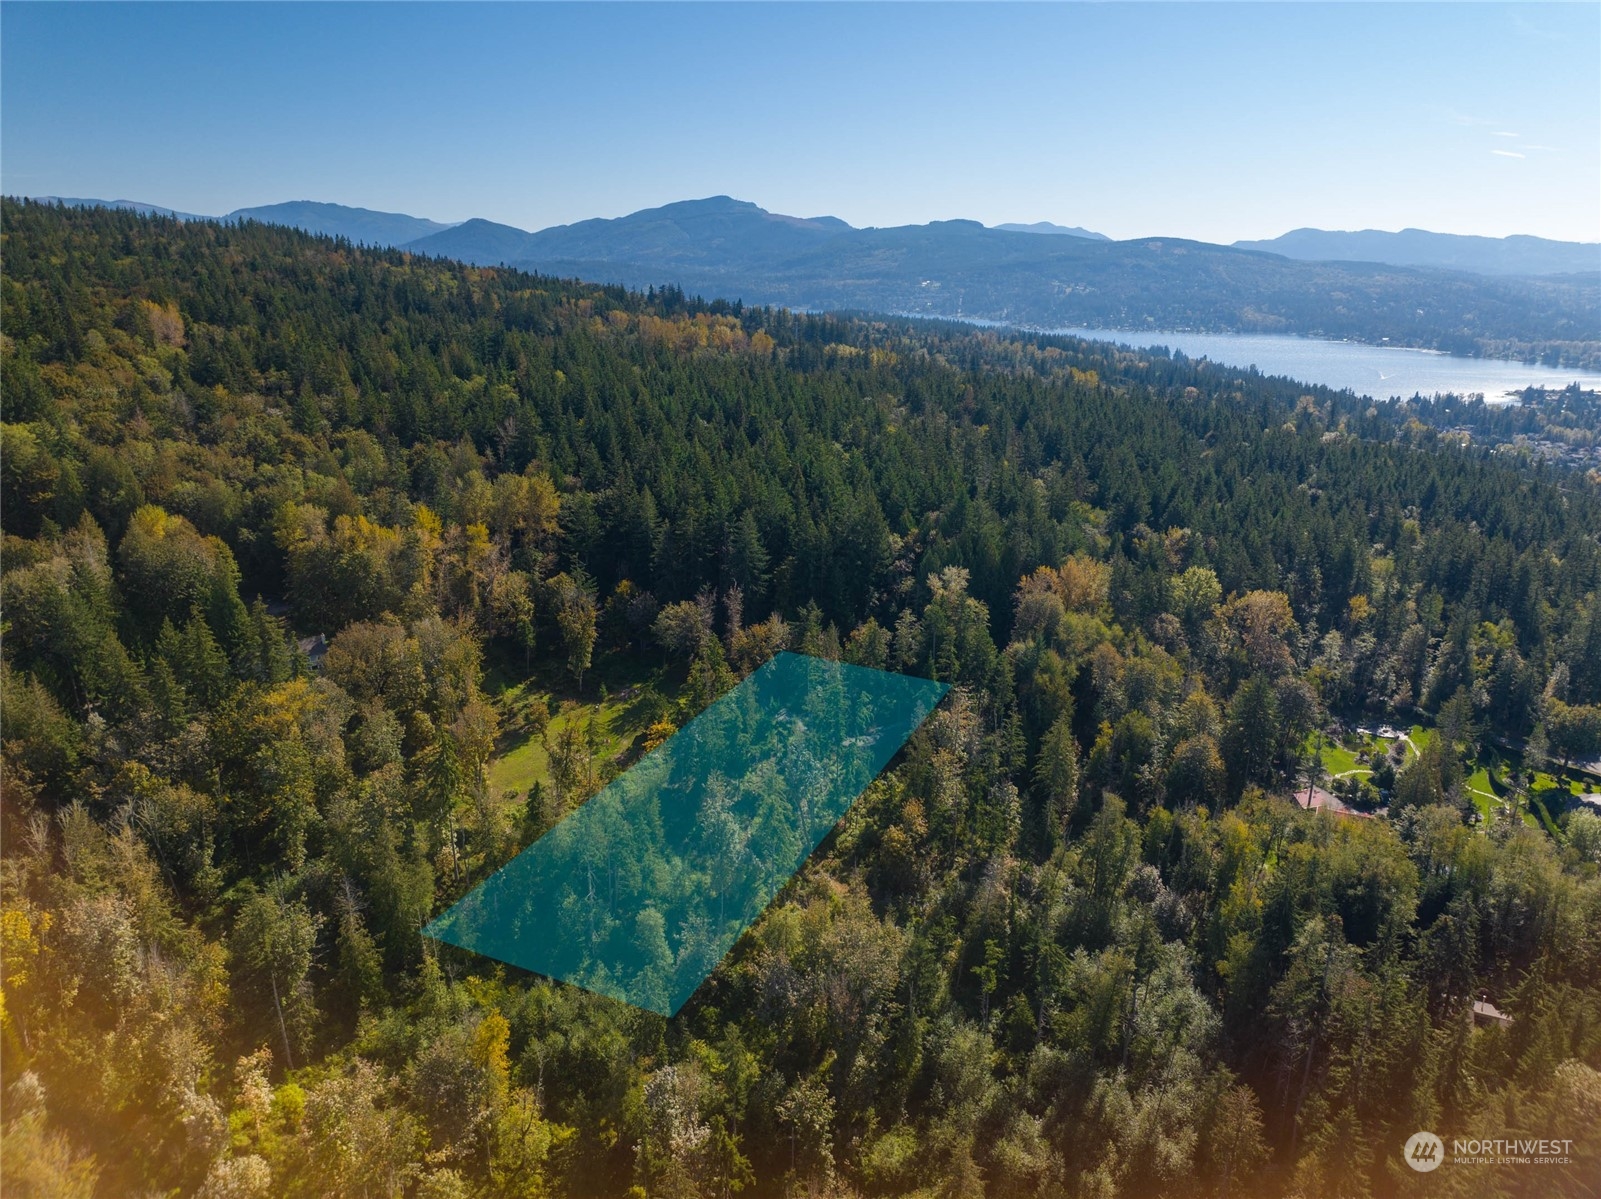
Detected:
left=406, top=197, right=1601, bottom=368
left=3, top=199, right=1601, bottom=1199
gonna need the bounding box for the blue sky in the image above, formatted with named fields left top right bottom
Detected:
left=3, top=2, right=1596, bottom=243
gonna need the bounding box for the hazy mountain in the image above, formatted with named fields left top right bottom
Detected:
left=20, top=194, right=1596, bottom=362
left=227, top=201, right=457, bottom=246
left=32, top=196, right=208, bottom=220
left=401, top=217, right=542, bottom=263
left=400, top=199, right=1594, bottom=364
left=25, top=197, right=457, bottom=246
left=993, top=221, right=1109, bottom=240
left=406, top=196, right=854, bottom=274
left=1235, top=227, right=1599, bottom=277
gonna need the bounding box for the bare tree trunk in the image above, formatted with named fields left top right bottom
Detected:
left=1289, top=1031, right=1316, bottom=1157
left=271, top=972, right=294, bottom=1070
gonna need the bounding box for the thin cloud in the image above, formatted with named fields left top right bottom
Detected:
left=1491, top=149, right=1525, bottom=159
left=1492, top=131, right=1519, bottom=138
left=1523, top=144, right=1563, bottom=152
left=1442, top=106, right=1497, bottom=128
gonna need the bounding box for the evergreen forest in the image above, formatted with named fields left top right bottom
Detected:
left=3, top=199, right=1600, bottom=1199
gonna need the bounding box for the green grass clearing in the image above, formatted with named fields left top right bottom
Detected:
left=488, top=694, right=650, bottom=796
left=1313, top=720, right=1590, bottom=843
left=1526, top=787, right=1563, bottom=837
left=483, top=648, right=681, bottom=798
left=1318, top=741, right=1364, bottom=777
left=1464, top=765, right=1501, bottom=823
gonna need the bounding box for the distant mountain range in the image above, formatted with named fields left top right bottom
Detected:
left=397, top=198, right=1599, bottom=361
left=994, top=221, right=1109, bottom=240
left=35, top=193, right=1595, bottom=277
left=1234, top=227, right=1599, bottom=278
left=24, top=194, right=1601, bottom=363
left=407, top=198, right=856, bottom=278
left=35, top=196, right=212, bottom=222
left=227, top=202, right=457, bottom=246
left=33, top=197, right=458, bottom=246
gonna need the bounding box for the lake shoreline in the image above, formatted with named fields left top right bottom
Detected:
left=909, top=315, right=1601, bottom=403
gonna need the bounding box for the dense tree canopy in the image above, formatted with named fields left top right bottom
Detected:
left=3, top=199, right=1600, bottom=1199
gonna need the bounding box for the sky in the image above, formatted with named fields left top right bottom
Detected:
left=2, top=2, right=1597, bottom=244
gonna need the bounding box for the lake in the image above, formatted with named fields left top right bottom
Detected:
left=1048, top=327, right=1601, bottom=403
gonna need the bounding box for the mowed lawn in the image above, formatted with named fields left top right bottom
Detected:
left=1312, top=723, right=1598, bottom=840
left=1310, top=730, right=1406, bottom=779
left=1473, top=749, right=1594, bottom=833
left=484, top=650, right=678, bottom=798
left=1318, top=740, right=1366, bottom=778
left=1466, top=764, right=1502, bottom=823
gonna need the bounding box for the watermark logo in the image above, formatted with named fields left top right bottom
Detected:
left=1402, top=1130, right=1576, bottom=1171
left=1404, top=1131, right=1444, bottom=1173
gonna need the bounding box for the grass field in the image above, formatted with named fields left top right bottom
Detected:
left=1309, top=729, right=1407, bottom=781
left=483, top=648, right=680, bottom=798
left=1317, top=719, right=1597, bottom=840
left=1407, top=725, right=1432, bottom=756
left=1319, top=740, right=1366, bottom=777
left=1466, top=764, right=1501, bottom=823
left=1531, top=771, right=1585, bottom=800
left=1527, top=785, right=1563, bottom=836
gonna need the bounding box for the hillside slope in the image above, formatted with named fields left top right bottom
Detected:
left=1236, top=226, right=1600, bottom=277
left=4, top=199, right=1601, bottom=1199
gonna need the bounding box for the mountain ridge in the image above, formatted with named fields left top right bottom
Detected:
left=32, top=194, right=1595, bottom=276
left=400, top=197, right=1599, bottom=365
left=994, top=221, right=1109, bottom=240
left=1234, top=226, right=1599, bottom=277
left=32, top=196, right=210, bottom=221
left=227, top=200, right=457, bottom=246
left=19, top=195, right=1598, bottom=365
left=29, top=195, right=457, bottom=245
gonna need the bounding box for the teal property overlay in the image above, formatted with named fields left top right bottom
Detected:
left=425, top=652, right=948, bottom=1015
